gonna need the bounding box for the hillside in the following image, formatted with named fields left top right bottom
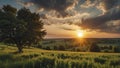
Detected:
left=0, top=44, right=120, bottom=68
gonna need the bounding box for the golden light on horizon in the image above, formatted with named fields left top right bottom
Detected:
left=76, top=30, right=84, bottom=38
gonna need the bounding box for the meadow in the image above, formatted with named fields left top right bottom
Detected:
left=0, top=43, right=120, bottom=68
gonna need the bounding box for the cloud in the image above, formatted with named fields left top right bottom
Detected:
left=42, top=12, right=90, bottom=25
left=80, top=0, right=97, bottom=8
left=59, top=27, right=76, bottom=31
left=78, top=0, right=120, bottom=34
left=97, top=0, right=118, bottom=13
left=80, top=7, right=120, bottom=33
left=16, top=0, right=34, bottom=7
left=29, top=0, right=78, bottom=17
left=23, top=2, right=34, bottom=7
left=57, top=24, right=80, bottom=31
left=16, top=0, right=120, bottom=34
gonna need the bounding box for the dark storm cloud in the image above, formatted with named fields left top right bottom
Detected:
left=101, top=0, right=117, bottom=11
left=18, top=0, right=120, bottom=33
left=29, top=0, right=77, bottom=17
left=77, top=0, right=120, bottom=33
left=81, top=8, right=120, bottom=33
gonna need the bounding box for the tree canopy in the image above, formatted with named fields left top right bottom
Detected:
left=0, top=5, right=46, bottom=53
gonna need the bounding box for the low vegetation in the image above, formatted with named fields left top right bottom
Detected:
left=0, top=44, right=120, bottom=68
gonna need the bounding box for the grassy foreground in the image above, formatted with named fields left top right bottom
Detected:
left=0, top=44, right=120, bottom=68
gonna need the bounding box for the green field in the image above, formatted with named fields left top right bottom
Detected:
left=0, top=44, right=120, bottom=68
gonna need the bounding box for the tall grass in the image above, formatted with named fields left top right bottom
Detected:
left=0, top=45, right=120, bottom=68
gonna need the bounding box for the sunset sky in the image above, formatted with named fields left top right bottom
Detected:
left=0, top=0, right=120, bottom=38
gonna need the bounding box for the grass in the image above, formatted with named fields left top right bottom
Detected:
left=0, top=44, right=120, bottom=68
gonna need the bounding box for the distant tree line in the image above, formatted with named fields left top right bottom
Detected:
left=37, top=39, right=120, bottom=53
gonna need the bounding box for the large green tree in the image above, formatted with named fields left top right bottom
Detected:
left=0, top=5, right=46, bottom=53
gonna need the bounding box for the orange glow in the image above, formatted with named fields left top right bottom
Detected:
left=77, top=30, right=84, bottom=38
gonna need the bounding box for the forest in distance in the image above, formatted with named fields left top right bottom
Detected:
left=39, top=38, right=120, bottom=53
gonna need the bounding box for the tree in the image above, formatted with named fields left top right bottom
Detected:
left=0, top=5, right=46, bottom=53
left=113, top=46, right=120, bottom=53
left=89, top=43, right=100, bottom=52
left=53, top=46, right=58, bottom=50
left=58, top=45, right=65, bottom=50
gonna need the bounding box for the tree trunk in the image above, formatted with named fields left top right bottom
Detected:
left=17, top=44, right=23, bottom=53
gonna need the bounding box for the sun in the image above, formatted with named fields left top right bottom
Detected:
left=76, top=30, right=84, bottom=38
left=78, top=32, right=83, bottom=37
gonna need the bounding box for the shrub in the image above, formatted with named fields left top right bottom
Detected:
left=36, top=44, right=42, bottom=48
left=89, top=43, right=100, bottom=52
left=0, top=54, right=13, bottom=61
left=113, top=46, right=120, bottom=53
left=94, top=57, right=106, bottom=64
left=53, top=46, right=58, bottom=50
left=110, top=60, right=120, bottom=67
left=45, top=46, right=51, bottom=50
left=36, top=57, right=55, bottom=68
left=103, top=49, right=109, bottom=52
left=58, top=45, right=65, bottom=50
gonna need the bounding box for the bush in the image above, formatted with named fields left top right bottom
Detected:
left=0, top=54, right=13, bottom=61
left=53, top=46, right=58, bottom=50
left=58, top=45, right=65, bottom=50
left=110, top=60, right=120, bottom=67
left=113, top=46, right=120, bottom=53
left=36, top=44, right=42, bottom=48
left=89, top=43, right=100, bottom=52
left=45, top=46, right=51, bottom=50
left=103, top=49, right=109, bottom=52
left=34, top=57, right=55, bottom=68
left=94, top=57, right=106, bottom=64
